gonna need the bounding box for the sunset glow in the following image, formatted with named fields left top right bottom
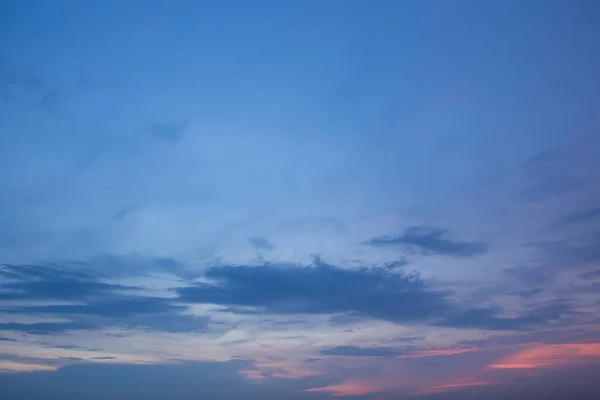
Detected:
left=414, top=379, right=492, bottom=396
left=489, top=343, right=600, bottom=370
left=307, top=381, right=379, bottom=397
left=396, top=346, right=480, bottom=359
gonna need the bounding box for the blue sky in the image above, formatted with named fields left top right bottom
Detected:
left=1, top=0, right=600, bottom=398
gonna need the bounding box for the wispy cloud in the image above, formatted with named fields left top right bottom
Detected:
left=365, top=226, right=487, bottom=258
left=0, top=263, right=206, bottom=334
left=489, top=343, right=600, bottom=370
left=559, top=206, right=600, bottom=227
left=320, top=346, right=399, bottom=358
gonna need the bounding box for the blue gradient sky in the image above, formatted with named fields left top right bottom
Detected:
left=1, top=1, right=600, bottom=398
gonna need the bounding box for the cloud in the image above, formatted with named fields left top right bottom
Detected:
left=365, top=226, right=486, bottom=257
left=303, top=358, right=321, bottom=363
left=0, top=359, right=326, bottom=400
left=306, top=380, right=380, bottom=397
left=559, top=206, right=600, bottom=227
left=249, top=237, right=275, bottom=251
left=519, top=141, right=600, bottom=203
left=509, top=288, right=544, bottom=298
left=0, top=60, right=62, bottom=112
left=4, top=256, right=195, bottom=281
left=489, top=343, right=600, bottom=370
left=176, top=262, right=450, bottom=324
left=113, top=203, right=141, bottom=221
left=579, top=269, right=600, bottom=280
left=16, top=297, right=185, bottom=318
left=320, top=346, right=399, bottom=357
left=0, top=322, right=95, bottom=335
left=434, top=302, right=572, bottom=331
left=503, top=266, right=554, bottom=284
left=150, top=120, right=188, bottom=145
left=414, top=379, right=492, bottom=396
left=0, top=263, right=139, bottom=301
left=48, top=345, right=94, bottom=350
left=0, top=263, right=101, bottom=282
left=0, top=263, right=206, bottom=334
left=395, top=347, right=479, bottom=359
left=3, top=259, right=569, bottom=337
left=503, top=231, right=600, bottom=286
left=59, top=357, right=84, bottom=361
left=176, top=261, right=576, bottom=331
left=389, top=336, right=423, bottom=343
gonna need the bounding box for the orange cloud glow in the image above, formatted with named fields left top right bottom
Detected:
left=396, top=346, right=479, bottom=359
left=306, top=380, right=380, bottom=397
left=304, top=346, right=483, bottom=397
left=489, top=343, right=600, bottom=370
left=414, top=378, right=492, bottom=396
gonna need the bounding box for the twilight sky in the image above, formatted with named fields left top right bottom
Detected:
left=1, top=1, right=600, bottom=399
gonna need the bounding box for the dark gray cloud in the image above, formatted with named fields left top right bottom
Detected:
left=151, top=120, right=188, bottom=145
left=327, top=313, right=369, bottom=326
left=0, top=263, right=206, bottom=334
left=17, top=297, right=185, bottom=318
left=504, top=232, right=600, bottom=286
left=503, top=265, right=555, bottom=284
left=0, top=59, right=62, bottom=112
left=388, top=336, right=423, bottom=343
left=176, top=262, right=450, bottom=324
left=47, top=344, right=98, bottom=351
left=0, top=322, right=95, bottom=335
left=0, top=263, right=139, bottom=301
left=519, top=143, right=600, bottom=203
left=1, top=259, right=574, bottom=337
left=579, top=269, right=600, bottom=280
left=249, top=237, right=275, bottom=251
left=460, top=323, right=600, bottom=349
left=509, top=288, right=544, bottom=298
left=559, top=206, right=600, bottom=227
left=177, top=261, right=569, bottom=331
left=85, top=256, right=196, bottom=280
left=0, top=279, right=139, bottom=301
left=319, top=345, right=398, bottom=357
left=124, top=313, right=208, bottom=333
left=303, top=358, right=321, bottom=363
left=0, top=263, right=101, bottom=282
left=113, top=203, right=141, bottom=221
left=3, top=256, right=196, bottom=280
left=365, top=226, right=486, bottom=257
left=435, top=301, right=572, bottom=331
left=540, top=234, right=600, bottom=268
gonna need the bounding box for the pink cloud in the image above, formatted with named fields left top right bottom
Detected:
left=306, top=380, right=381, bottom=397
left=489, top=343, right=600, bottom=370
left=413, top=378, right=492, bottom=396
left=396, top=346, right=480, bottom=359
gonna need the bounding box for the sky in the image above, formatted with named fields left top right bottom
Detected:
left=1, top=0, right=600, bottom=399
